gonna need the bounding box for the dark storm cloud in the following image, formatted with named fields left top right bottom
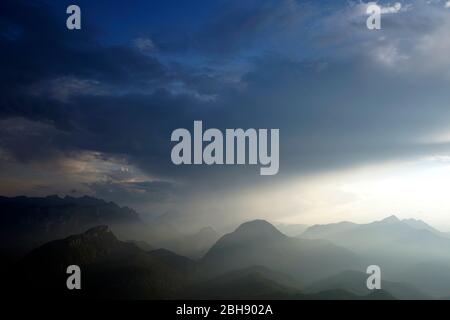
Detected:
left=0, top=0, right=227, bottom=166
left=0, top=0, right=165, bottom=130
left=191, top=0, right=313, bottom=55
left=2, top=0, right=450, bottom=207
left=0, top=0, right=169, bottom=89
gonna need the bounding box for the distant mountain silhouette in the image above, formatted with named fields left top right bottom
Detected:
left=0, top=195, right=141, bottom=257
left=301, top=215, right=448, bottom=239
left=300, top=215, right=450, bottom=297
left=201, top=220, right=362, bottom=284
left=5, top=201, right=449, bottom=300
left=301, top=215, right=450, bottom=262
left=9, top=224, right=403, bottom=300
left=0, top=195, right=200, bottom=264
left=402, top=218, right=450, bottom=238
left=301, top=221, right=358, bottom=239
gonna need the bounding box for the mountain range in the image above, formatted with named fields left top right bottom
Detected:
left=0, top=195, right=140, bottom=255
left=8, top=224, right=407, bottom=300
left=300, top=215, right=450, bottom=297
left=201, top=220, right=362, bottom=284
left=2, top=195, right=450, bottom=299
left=0, top=195, right=219, bottom=262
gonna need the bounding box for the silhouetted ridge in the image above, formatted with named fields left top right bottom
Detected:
left=379, top=215, right=400, bottom=223
left=233, top=219, right=286, bottom=240
left=22, top=225, right=130, bottom=269
left=9, top=222, right=404, bottom=300
left=299, top=215, right=450, bottom=297
left=0, top=195, right=142, bottom=255
left=202, top=220, right=361, bottom=283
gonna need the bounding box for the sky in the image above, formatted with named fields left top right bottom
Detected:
left=2, top=0, right=450, bottom=230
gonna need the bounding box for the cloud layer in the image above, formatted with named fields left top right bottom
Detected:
left=2, top=0, right=450, bottom=225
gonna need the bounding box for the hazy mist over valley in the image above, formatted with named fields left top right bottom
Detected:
left=1, top=194, right=450, bottom=300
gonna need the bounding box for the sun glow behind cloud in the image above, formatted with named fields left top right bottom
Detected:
left=231, top=156, right=450, bottom=231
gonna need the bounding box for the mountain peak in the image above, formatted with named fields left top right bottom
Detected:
left=237, top=219, right=279, bottom=231
left=205, top=220, right=286, bottom=256
left=380, top=215, right=400, bottom=223
left=233, top=220, right=285, bottom=240
left=71, top=225, right=118, bottom=245
left=84, top=225, right=111, bottom=236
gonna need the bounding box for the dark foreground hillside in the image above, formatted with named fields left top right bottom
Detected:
left=7, top=224, right=401, bottom=300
